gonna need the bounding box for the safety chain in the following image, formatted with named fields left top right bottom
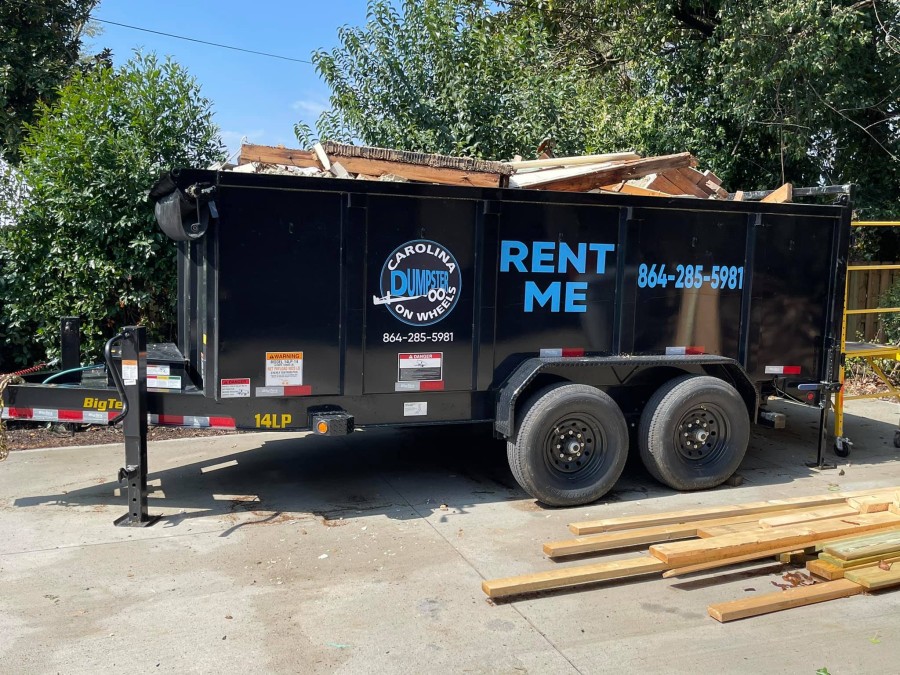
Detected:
left=0, top=362, right=49, bottom=461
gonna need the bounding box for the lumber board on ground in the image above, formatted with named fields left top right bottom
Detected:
left=761, top=182, right=793, bottom=203
left=806, top=559, right=846, bottom=580
left=707, top=579, right=863, bottom=622
left=823, top=529, right=900, bottom=561
left=567, top=488, right=900, bottom=535
left=481, top=556, right=668, bottom=598
left=848, top=495, right=895, bottom=513
left=505, top=152, right=640, bottom=170
left=509, top=154, right=696, bottom=192
left=662, top=544, right=817, bottom=578
left=650, top=513, right=900, bottom=567
left=845, top=563, right=900, bottom=590
left=238, top=144, right=319, bottom=168
left=548, top=505, right=860, bottom=557
left=819, top=552, right=900, bottom=569
left=758, top=505, right=858, bottom=528
left=696, top=521, right=769, bottom=537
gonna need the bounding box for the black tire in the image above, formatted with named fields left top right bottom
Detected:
left=639, top=375, right=750, bottom=491
left=507, top=383, right=629, bottom=506
left=834, top=439, right=851, bottom=458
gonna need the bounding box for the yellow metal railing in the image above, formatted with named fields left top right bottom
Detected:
left=835, top=221, right=900, bottom=439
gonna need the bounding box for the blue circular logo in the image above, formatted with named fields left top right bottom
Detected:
left=375, top=239, right=461, bottom=326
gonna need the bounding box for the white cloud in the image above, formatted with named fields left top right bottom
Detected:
left=291, top=99, right=328, bottom=118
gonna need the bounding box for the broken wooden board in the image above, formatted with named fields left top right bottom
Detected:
left=660, top=169, right=710, bottom=198
left=238, top=144, right=319, bottom=168
left=650, top=512, right=900, bottom=567
left=823, top=529, right=900, bottom=561
left=761, top=182, right=793, bottom=204
left=481, top=555, right=668, bottom=598
left=510, top=154, right=696, bottom=192
left=845, top=562, right=900, bottom=590
left=321, top=141, right=512, bottom=188
left=505, top=152, right=640, bottom=170
left=567, top=488, right=900, bottom=535
left=707, top=579, right=864, bottom=623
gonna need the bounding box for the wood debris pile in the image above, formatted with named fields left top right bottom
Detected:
left=233, top=142, right=795, bottom=203
left=481, top=487, right=900, bottom=622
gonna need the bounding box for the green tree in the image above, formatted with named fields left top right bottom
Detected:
left=0, top=53, right=224, bottom=366
left=0, top=0, right=99, bottom=164
left=496, top=1, right=900, bottom=216
left=307, top=0, right=602, bottom=159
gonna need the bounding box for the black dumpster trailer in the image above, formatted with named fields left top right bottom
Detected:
left=2, top=170, right=853, bottom=524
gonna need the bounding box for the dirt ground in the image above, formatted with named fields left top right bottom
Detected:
left=2, top=421, right=239, bottom=450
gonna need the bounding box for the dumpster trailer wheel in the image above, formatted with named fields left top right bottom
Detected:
left=507, top=383, right=628, bottom=507
left=638, top=375, right=750, bottom=491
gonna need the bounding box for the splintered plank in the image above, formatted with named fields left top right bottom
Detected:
left=320, top=141, right=512, bottom=188
left=823, top=530, right=900, bottom=561
left=481, top=556, right=667, bottom=598
left=708, top=579, right=863, bottom=623
left=238, top=144, right=319, bottom=168
left=650, top=512, right=900, bottom=567
left=510, top=154, right=696, bottom=192
left=758, top=505, right=858, bottom=529
left=660, top=169, right=710, bottom=198
left=845, top=563, right=900, bottom=590
left=505, top=152, right=640, bottom=170
left=567, top=488, right=900, bottom=535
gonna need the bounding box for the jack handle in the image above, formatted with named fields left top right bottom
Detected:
left=104, top=332, right=129, bottom=426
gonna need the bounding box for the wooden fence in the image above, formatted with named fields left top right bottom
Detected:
left=845, top=262, right=900, bottom=342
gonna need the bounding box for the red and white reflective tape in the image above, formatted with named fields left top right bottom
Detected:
left=149, top=414, right=236, bottom=429
left=765, top=365, right=802, bottom=375
left=394, top=380, right=445, bottom=392
left=2, top=407, right=235, bottom=429
left=2, top=407, right=117, bottom=424
left=254, top=385, right=312, bottom=397
left=665, top=346, right=706, bottom=355
left=540, top=348, right=585, bottom=358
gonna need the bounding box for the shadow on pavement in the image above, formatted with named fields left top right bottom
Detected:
left=13, top=399, right=900, bottom=528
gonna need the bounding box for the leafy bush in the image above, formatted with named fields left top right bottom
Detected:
left=0, top=52, right=224, bottom=368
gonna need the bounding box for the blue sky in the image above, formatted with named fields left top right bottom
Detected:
left=89, top=1, right=371, bottom=156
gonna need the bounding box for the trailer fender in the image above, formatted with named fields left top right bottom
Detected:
left=495, top=355, right=758, bottom=440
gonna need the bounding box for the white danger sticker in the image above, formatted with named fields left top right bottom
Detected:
left=398, top=352, right=443, bottom=382
left=122, top=359, right=138, bottom=385
left=147, top=365, right=171, bottom=376
left=148, top=375, right=181, bottom=390
left=221, top=378, right=251, bottom=398
left=265, top=352, right=303, bottom=386
left=404, top=401, right=428, bottom=417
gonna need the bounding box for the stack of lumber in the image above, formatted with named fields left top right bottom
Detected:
left=481, top=487, right=900, bottom=623
left=234, top=141, right=793, bottom=202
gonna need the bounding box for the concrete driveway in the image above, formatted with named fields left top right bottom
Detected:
left=1, top=398, right=900, bottom=674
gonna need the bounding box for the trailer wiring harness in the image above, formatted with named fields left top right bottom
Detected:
left=0, top=361, right=53, bottom=461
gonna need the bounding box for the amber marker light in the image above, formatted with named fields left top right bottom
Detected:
left=317, top=421, right=329, bottom=434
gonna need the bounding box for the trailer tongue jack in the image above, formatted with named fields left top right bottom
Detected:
left=108, top=326, right=159, bottom=527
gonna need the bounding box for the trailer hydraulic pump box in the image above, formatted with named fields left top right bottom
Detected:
left=2, top=169, right=852, bottom=520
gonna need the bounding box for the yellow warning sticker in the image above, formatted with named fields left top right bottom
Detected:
left=265, top=352, right=303, bottom=386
